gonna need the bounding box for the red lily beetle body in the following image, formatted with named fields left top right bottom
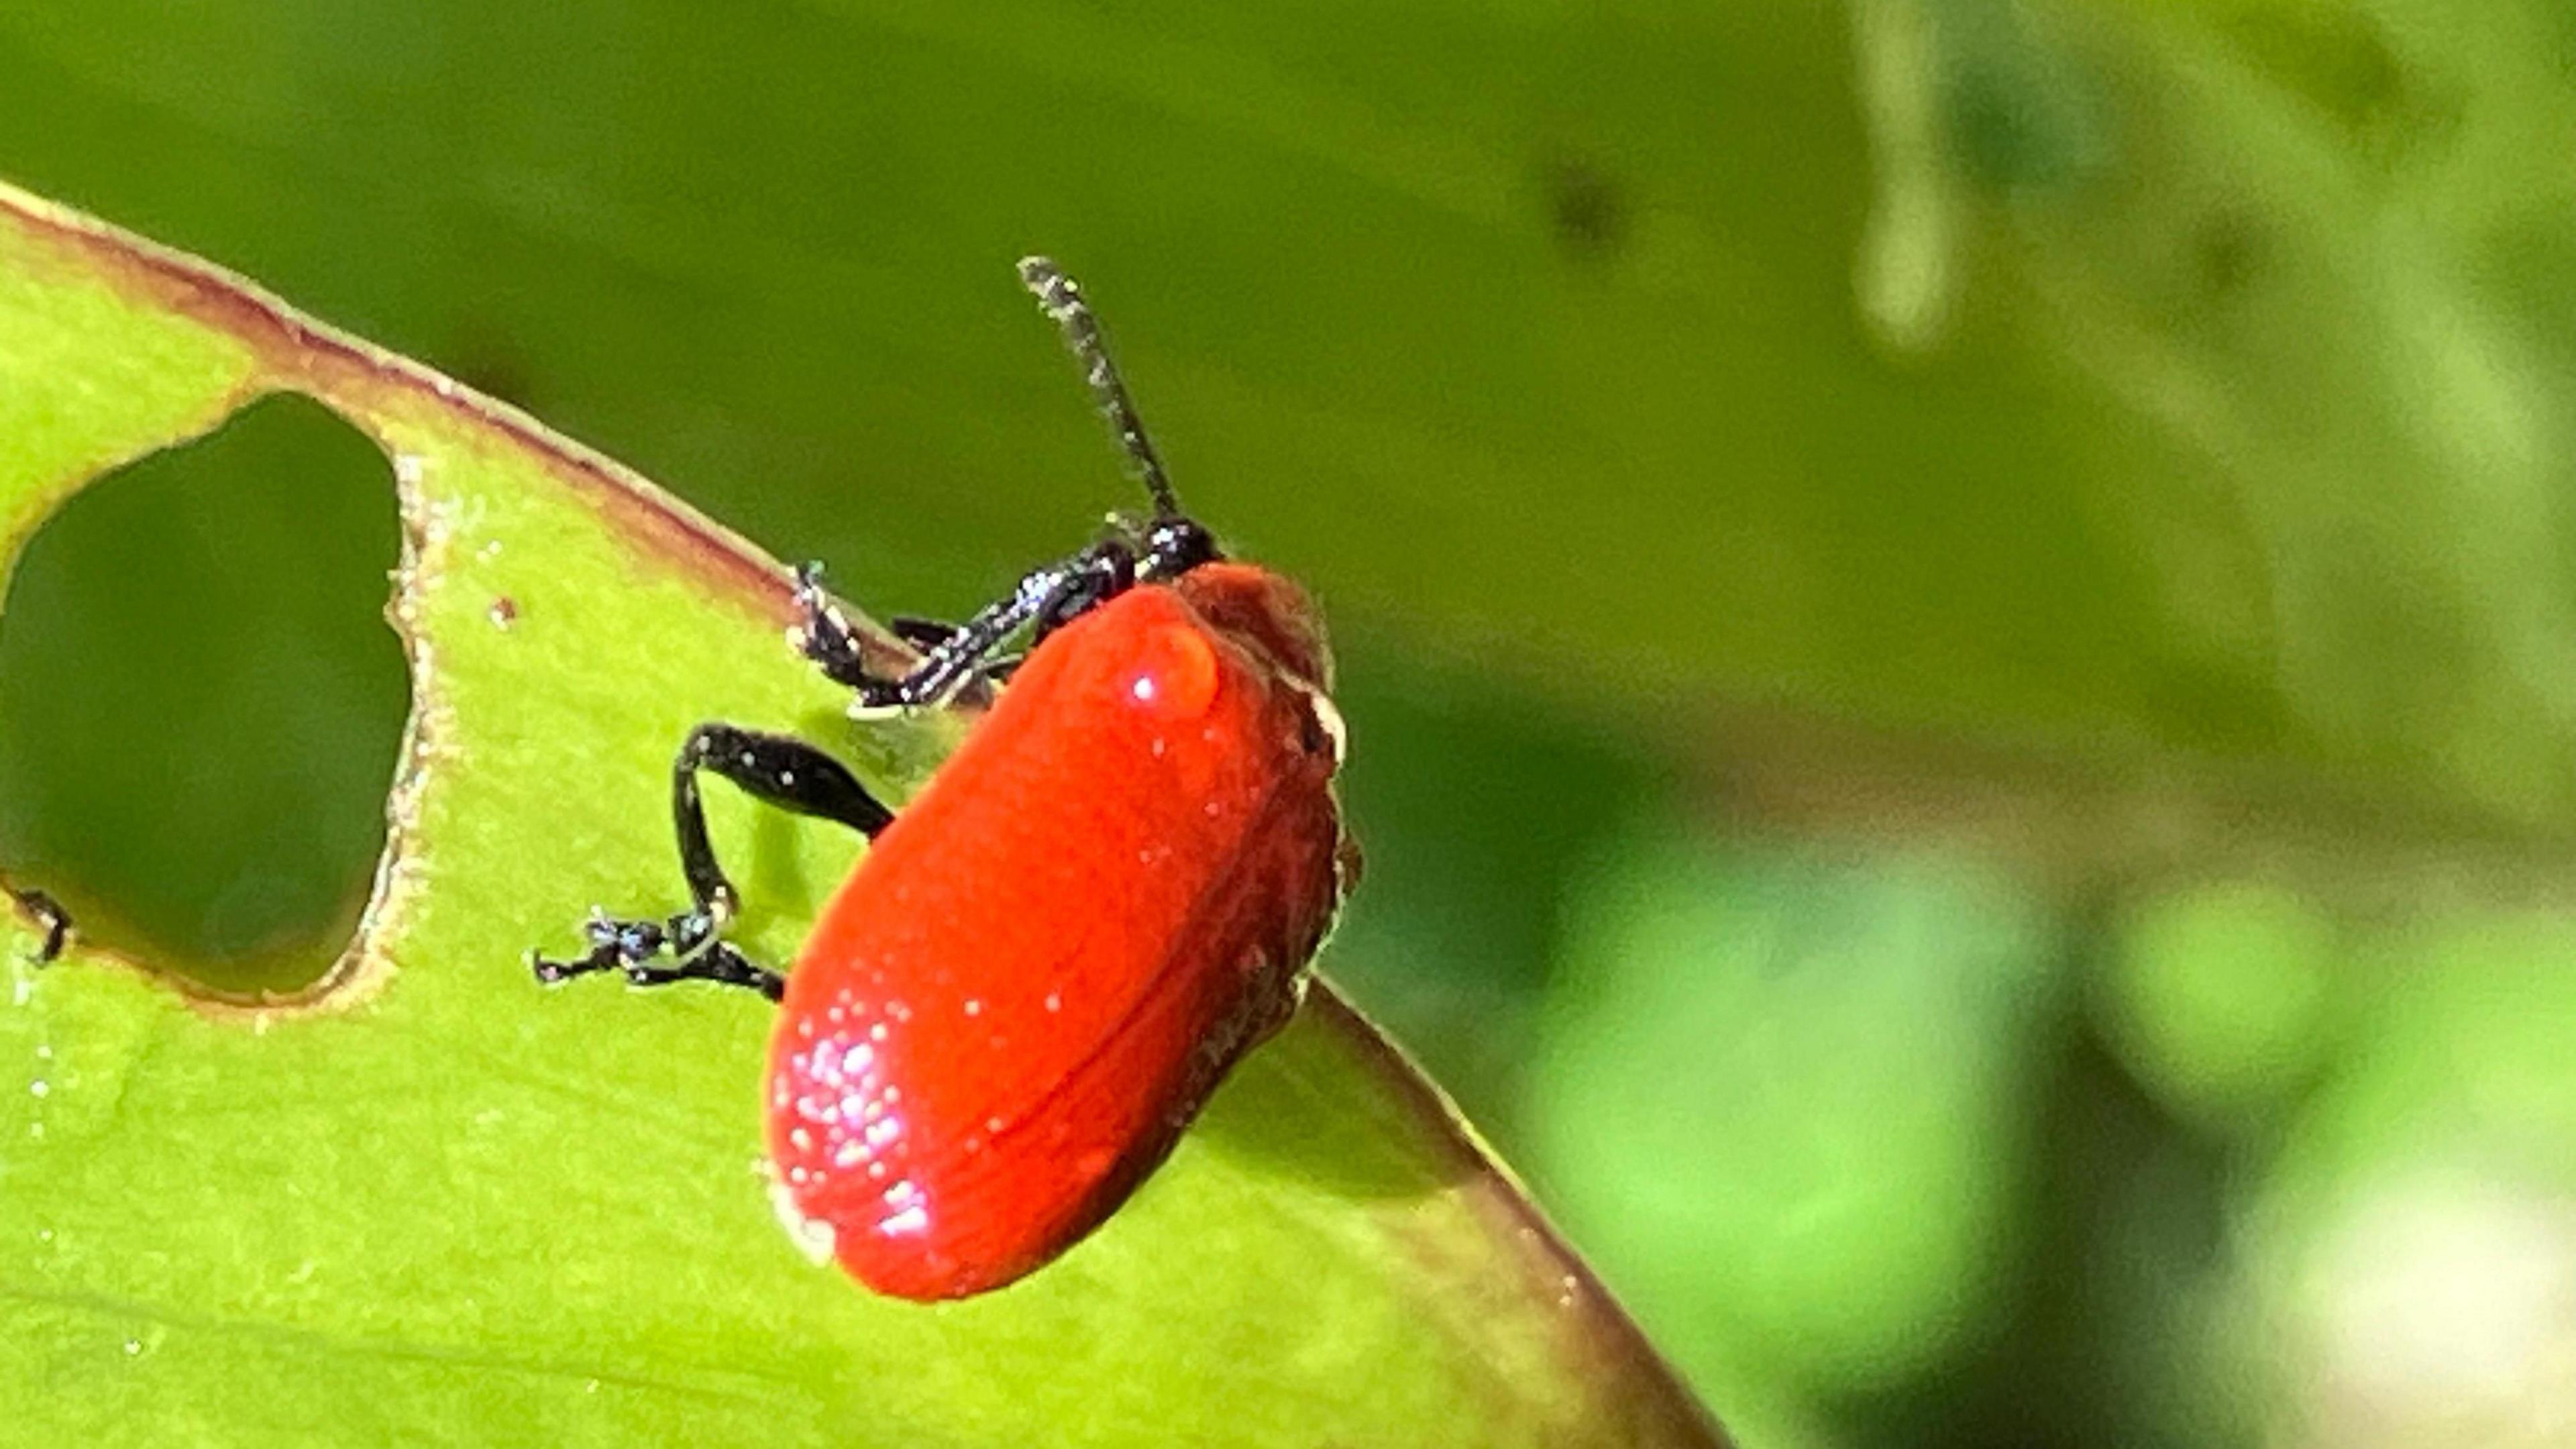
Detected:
left=766, top=563, right=1350, bottom=1299
left=528, top=258, right=1352, bottom=1301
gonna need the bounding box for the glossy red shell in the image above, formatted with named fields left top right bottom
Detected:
left=763, top=562, right=1352, bottom=1299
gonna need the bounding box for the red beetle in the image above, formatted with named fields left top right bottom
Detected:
left=534, top=258, right=1356, bottom=1300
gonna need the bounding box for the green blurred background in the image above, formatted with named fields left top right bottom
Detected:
left=6, top=2, right=2576, bottom=1444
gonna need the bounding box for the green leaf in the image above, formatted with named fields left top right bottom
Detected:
left=0, top=183, right=1719, bottom=1447
left=1530, top=828, right=2059, bottom=1398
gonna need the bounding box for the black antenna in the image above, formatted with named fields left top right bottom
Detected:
left=1018, top=257, right=1182, bottom=519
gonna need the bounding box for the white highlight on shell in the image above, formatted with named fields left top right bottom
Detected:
left=765, top=1167, right=839, bottom=1266
left=875, top=1177, right=930, bottom=1238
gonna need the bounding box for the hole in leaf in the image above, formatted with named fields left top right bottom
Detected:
left=0, top=394, right=407, bottom=996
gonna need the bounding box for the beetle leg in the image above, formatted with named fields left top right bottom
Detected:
left=7, top=885, right=69, bottom=965
left=530, top=724, right=893, bottom=1001
left=669, top=723, right=894, bottom=912
left=885, top=616, right=958, bottom=650
left=842, top=538, right=1135, bottom=713
left=892, top=617, right=1022, bottom=680
left=1028, top=540, right=1134, bottom=643
left=796, top=570, right=1043, bottom=710
left=852, top=564, right=1058, bottom=709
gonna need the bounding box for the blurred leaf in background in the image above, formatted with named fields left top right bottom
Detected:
left=9, top=0, right=2576, bottom=1444
left=1530, top=831, right=2063, bottom=1428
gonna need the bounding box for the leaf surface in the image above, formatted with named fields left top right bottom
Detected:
left=0, top=182, right=1717, bottom=1448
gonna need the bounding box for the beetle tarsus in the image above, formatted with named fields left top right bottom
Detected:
left=530, top=910, right=784, bottom=1002
left=792, top=562, right=885, bottom=693
left=7, top=887, right=69, bottom=965
left=625, top=941, right=786, bottom=1002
